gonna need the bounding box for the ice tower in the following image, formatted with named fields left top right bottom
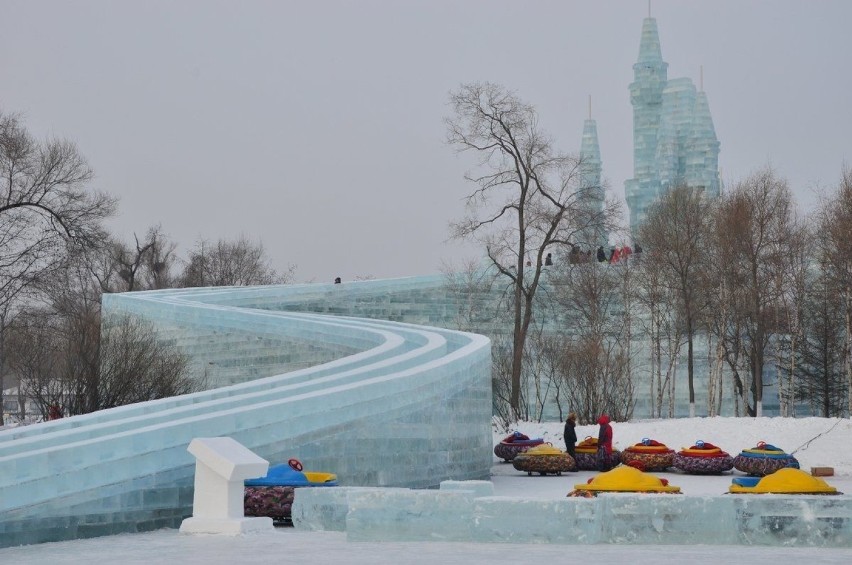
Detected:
left=578, top=101, right=607, bottom=249
left=624, top=17, right=720, bottom=237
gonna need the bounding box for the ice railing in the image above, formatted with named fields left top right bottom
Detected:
left=0, top=281, right=492, bottom=547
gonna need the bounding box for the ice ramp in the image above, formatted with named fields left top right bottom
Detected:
left=0, top=282, right=492, bottom=547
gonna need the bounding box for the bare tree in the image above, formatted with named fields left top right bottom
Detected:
left=0, top=112, right=115, bottom=423
left=98, top=226, right=179, bottom=293
left=5, top=309, right=65, bottom=420
left=638, top=185, right=714, bottom=417
left=558, top=334, right=633, bottom=424
left=441, top=259, right=499, bottom=333
left=773, top=218, right=812, bottom=416
left=180, top=236, right=292, bottom=287
left=446, top=82, right=616, bottom=419
left=550, top=262, right=635, bottom=422
left=6, top=246, right=201, bottom=418
left=817, top=166, right=852, bottom=414
left=490, top=334, right=526, bottom=430
left=94, top=313, right=197, bottom=411
left=8, top=306, right=198, bottom=416
left=715, top=168, right=795, bottom=416
left=0, top=112, right=116, bottom=311
left=785, top=259, right=847, bottom=416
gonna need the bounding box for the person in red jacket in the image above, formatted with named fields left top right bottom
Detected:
left=596, top=414, right=613, bottom=471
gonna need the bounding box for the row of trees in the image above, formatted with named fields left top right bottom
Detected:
left=447, top=82, right=852, bottom=424
left=0, top=111, right=292, bottom=424
left=638, top=168, right=852, bottom=420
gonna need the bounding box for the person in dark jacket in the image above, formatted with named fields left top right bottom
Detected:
left=563, top=412, right=578, bottom=471
left=596, top=414, right=613, bottom=471
left=596, top=246, right=607, bottom=262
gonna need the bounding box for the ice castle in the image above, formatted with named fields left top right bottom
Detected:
left=624, top=17, right=721, bottom=237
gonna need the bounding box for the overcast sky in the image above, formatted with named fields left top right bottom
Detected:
left=2, top=1, right=851, bottom=283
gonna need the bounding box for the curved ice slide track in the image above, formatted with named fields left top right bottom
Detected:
left=0, top=282, right=493, bottom=547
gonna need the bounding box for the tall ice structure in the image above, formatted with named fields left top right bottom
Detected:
left=577, top=101, right=607, bottom=249
left=624, top=17, right=720, bottom=236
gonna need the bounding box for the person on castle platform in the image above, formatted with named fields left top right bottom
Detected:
left=564, top=412, right=578, bottom=471
left=569, top=245, right=580, bottom=265
left=596, top=414, right=613, bottom=471
left=609, top=247, right=622, bottom=264
left=597, top=246, right=607, bottom=263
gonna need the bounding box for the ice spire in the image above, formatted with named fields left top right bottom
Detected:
left=579, top=97, right=606, bottom=248
left=685, top=77, right=721, bottom=197
left=636, top=17, right=664, bottom=65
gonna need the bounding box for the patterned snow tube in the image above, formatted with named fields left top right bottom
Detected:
left=574, top=437, right=620, bottom=470
left=621, top=450, right=675, bottom=472
left=733, top=443, right=799, bottom=476
left=575, top=449, right=620, bottom=471
left=621, top=440, right=675, bottom=472
left=494, top=438, right=545, bottom=461
left=673, top=453, right=734, bottom=474
left=244, top=486, right=295, bottom=524
left=732, top=453, right=799, bottom=476
left=512, top=452, right=576, bottom=475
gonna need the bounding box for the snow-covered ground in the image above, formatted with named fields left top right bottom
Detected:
left=491, top=416, right=852, bottom=498
left=1, top=417, right=851, bottom=563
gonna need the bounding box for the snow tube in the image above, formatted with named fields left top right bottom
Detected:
left=732, top=441, right=799, bottom=476
left=672, top=440, right=734, bottom=475
left=620, top=438, right=675, bottom=472
left=512, top=444, right=576, bottom=475
left=244, top=463, right=337, bottom=487
left=574, top=437, right=620, bottom=471
left=244, top=462, right=338, bottom=525
left=568, top=466, right=681, bottom=497
left=494, top=431, right=545, bottom=461
left=728, top=468, right=840, bottom=495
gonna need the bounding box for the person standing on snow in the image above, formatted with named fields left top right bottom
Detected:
left=564, top=413, right=578, bottom=471
left=596, top=414, right=613, bottom=471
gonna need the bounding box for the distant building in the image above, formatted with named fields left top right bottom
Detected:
left=624, top=17, right=721, bottom=237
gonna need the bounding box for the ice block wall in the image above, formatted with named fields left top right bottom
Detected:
left=294, top=484, right=852, bottom=548
left=0, top=282, right=492, bottom=547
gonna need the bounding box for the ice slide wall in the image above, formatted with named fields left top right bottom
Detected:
left=0, top=281, right=492, bottom=547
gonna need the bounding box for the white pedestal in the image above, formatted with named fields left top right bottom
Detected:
left=179, top=437, right=273, bottom=536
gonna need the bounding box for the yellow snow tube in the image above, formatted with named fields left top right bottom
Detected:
left=574, top=465, right=681, bottom=493
left=523, top=444, right=564, bottom=456
left=728, top=468, right=839, bottom=494
left=303, top=472, right=338, bottom=484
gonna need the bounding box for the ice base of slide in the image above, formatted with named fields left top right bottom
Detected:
left=293, top=481, right=852, bottom=547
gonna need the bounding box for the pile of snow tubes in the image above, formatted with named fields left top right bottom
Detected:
left=672, top=440, right=734, bottom=474
left=244, top=459, right=338, bottom=525
left=732, top=441, right=800, bottom=476
left=494, top=431, right=545, bottom=461
left=512, top=444, right=577, bottom=476
left=620, top=438, right=675, bottom=472
left=574, top=436, right=621, bottom=471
